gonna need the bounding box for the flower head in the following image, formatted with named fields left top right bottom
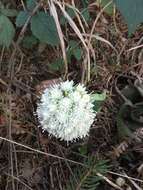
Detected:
left=36, top=80, right=96, bottom=142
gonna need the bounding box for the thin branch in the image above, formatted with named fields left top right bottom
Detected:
left=88, top=0, right=113, bottom=46
left=54, top=0, right=90, bottom=83
left=49, top=0, right=68, bottom=79
left=0, top=136, right=86, bottom=167
left=96, top=172, right=123, bottom=190
left=108, top=171, right=143, bottom=183
left=8, top=1, right=42, bottom=78
left=5, top=172, right=33, bottom=190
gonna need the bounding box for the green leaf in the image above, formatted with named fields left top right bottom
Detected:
left=60, top=7, right=76, bottom=25
left=114, top=0, right=143, bottom=34
left=69, top=40, right=78, bottom=47
left=27, top=0, right=37, bottom=11
left=73, top=48, right=82, bottom=60
left=65, top=157, right=110, bottom=190
left=116, top=80, right=143, bottom=139
left=22, top=35, right=38, bottom=48
left=31, top=12, right=60, bottom=46
left=81, top=0, right=89, bottom=8
left=0, top=2, right=4, bottom=9
left=91, top=91, right=106, bottom=112
left=16, top=11, right=29, bottom=27
left=49, top=58, right=64, bottom=71
left=78, top=145, right=87, bottom=155
left=66, top=7, right=76, bottom=18
left=81, top=9, right=90, bottom=22
left=98, top=0, right=114, bottom=15
left=91, top=91, right=106, bottom=102
left=0, top=15, right=15, bottom=47
left=116, top=104, right=133, bottom=139
left=68, top=40, right=83, bottom=60
left=121, top=84, right=141, bottom=104
left=1, top=9, right=18, bottom=17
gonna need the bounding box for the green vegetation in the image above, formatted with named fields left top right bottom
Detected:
left=0, top=0, right=143, bottom=189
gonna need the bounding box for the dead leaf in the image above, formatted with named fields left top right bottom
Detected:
left=35, top=78, right=62, bottom=96
left=12, top=121, right=27, bottom=135
left=0, top=115, right=6, bottom=126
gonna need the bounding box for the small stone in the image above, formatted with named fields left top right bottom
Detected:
left=116, top=177, right=126, bottom=187
left=126, top=186, right=132, bottom=190
left=137, top=163, right=143, bottom=174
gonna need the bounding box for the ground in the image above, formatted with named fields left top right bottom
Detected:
left=0, top=1, right=143, bottom=190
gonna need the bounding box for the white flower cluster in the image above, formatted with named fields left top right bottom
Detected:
left=36, top=80, right=96, bottom=142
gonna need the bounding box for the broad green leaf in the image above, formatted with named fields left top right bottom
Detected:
left=114, top=0, right=143, bottom=34
left=49, top=58, right=64, bottom=71
left=27, top=0, right=36, bottom=11
left=73, top=48, right=82, bottom=60
left=81, top=0, right=89, bottom=7
left=135, top=80, right=143, bottom=97
left=78, top=145, right=87, bottom=155
left=22, top=35, right=38, bottom=48
left=16, top=11, right=29, bottom=27
left=81, top=9, right=90, bottom=22
left=97, top=0, right=113, bottom=15
left=68, top=40, right=83, bottom=60
left=91, top=91, right=106, bottom=102
left=0, top=15, right=15, bottom=47
left=116, top=79, right=143, bottom=139
left=1, top=9, right=18, bottom=17
left=31, top=12, right=60, bottom=46
left=116, top=104, right=133, bottom=139
left=60, top=7, right=76, bottom=25
left=91, top=91, right=106, bottom=112
left=69, top=40, right=78, bottom=47
left=66, top=7, right=76, bottom=18
left=121, top=85, right=141, bottom=104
